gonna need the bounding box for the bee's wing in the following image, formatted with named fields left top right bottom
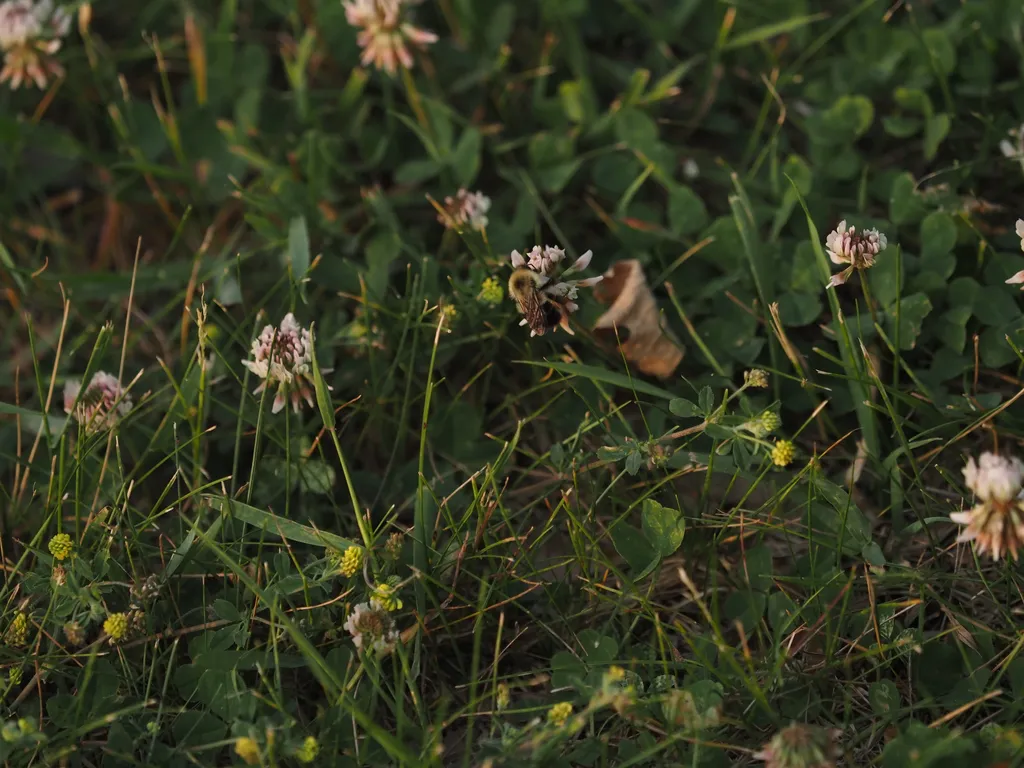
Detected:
left=515, top=288, right=549, bottom=334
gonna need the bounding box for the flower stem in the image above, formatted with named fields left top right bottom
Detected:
left=400, top=65, right=430, bottom=138
left=326, top=430, right=374, bottom=553
left=859, top=268, right=881, bottom=331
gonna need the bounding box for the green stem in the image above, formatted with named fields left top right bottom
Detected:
left=326, top=429, right=373, bottom=553
left=859, top=268, right=881, bottom=332
left=665, top=284, right=726, bottom=377
left=412, top=305, right=445, bottom=675
left=400, top=65, right=430, bottom=138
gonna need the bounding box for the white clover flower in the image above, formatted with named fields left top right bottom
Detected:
left=523, top=245, right=564, bottom=275
left=242, top=313, right=327, bottom=414
left=1005, top=219, right=1024, bottom=289
left=824, top=220, right=888, bottom=288
left=63, top=371, right=132, bottom=435
left=508, top=246, right=603, bottom=337
left=344, top=600, right=398, bottom=653
left=754, top=723, right=840, bottom=768
left=951, top=452, right=1024, bottom=561
left=438, top=189, right=490, bottom=232
left=342, top=0, right=437, bottom=76
left=0, top=0, right=70, bottom=89
left=1000, top=124, right=1024, bottom=162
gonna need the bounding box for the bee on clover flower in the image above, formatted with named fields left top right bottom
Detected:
left=507, top=246, right=603, bottom=337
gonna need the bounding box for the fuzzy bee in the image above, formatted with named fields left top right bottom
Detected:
left=506, top=246, right=603, bottom=337
left=508, top=268, right=573, bottom=336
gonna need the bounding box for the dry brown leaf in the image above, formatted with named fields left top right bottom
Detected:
left=592, top=259, right=684, bottom=379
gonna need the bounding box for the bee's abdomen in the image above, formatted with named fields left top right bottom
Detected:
left=541, top=302, right=562, bottom=330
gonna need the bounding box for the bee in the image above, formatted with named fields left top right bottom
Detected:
left=508, top=268, right=573, bottom=336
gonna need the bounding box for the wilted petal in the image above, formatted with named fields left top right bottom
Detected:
left=955, top=528, right=978, bottom=544
left=1006, top=270, right=1024, bottom=286
left=827, top=269, right=851, bottom=288
left=401, top=23, right=437, bottom=46
left=62, top=379, right=81, bottom=413
left=395, top=42, right=414, bottom=70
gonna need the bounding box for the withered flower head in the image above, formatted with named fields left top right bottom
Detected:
left=754, top=723, right=840, bottom=768
left=344, top=600, right=398, bottom=654
left=825, top=220, right=887, bottom=288
left=438, top=189, right=490, bottom=232
left=0, top=0, right=70, bottom=89
left=242, top=313, right=329, bottom=414
left=342, top=0, right=437, bottom=76
left=951, top=452, right=1024, bottom=561
left=63, top=371, right=132, bottom=435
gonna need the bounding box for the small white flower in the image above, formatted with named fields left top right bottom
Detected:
left=1000, top=124, right=1024, bottom=161
left=682, top=158, right=699, bottom=181
left=63, top=371, right=132, bottom=435
left=344, top=600, right=398, bottom=653
left=825, top=220, right=888, bottom=288
left=438, top=189, right=490, bottom=232
left=524, top=245, right=564, bottom=275
left=1006, top=219, right=1024, bottom=288
left=951, top=452, right=1024, bottom=561
left=0, top=0, right=70, bottom=89
left=242, top=313, right=327, bottom=414
left=754, top=723, right=840, bottom=767
left=342, top=0, right=437, bottom=76
left=962, top=452, right=1024, bottom=503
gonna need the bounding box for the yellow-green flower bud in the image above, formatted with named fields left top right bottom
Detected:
left=47, top=533, right=73, bottom=561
